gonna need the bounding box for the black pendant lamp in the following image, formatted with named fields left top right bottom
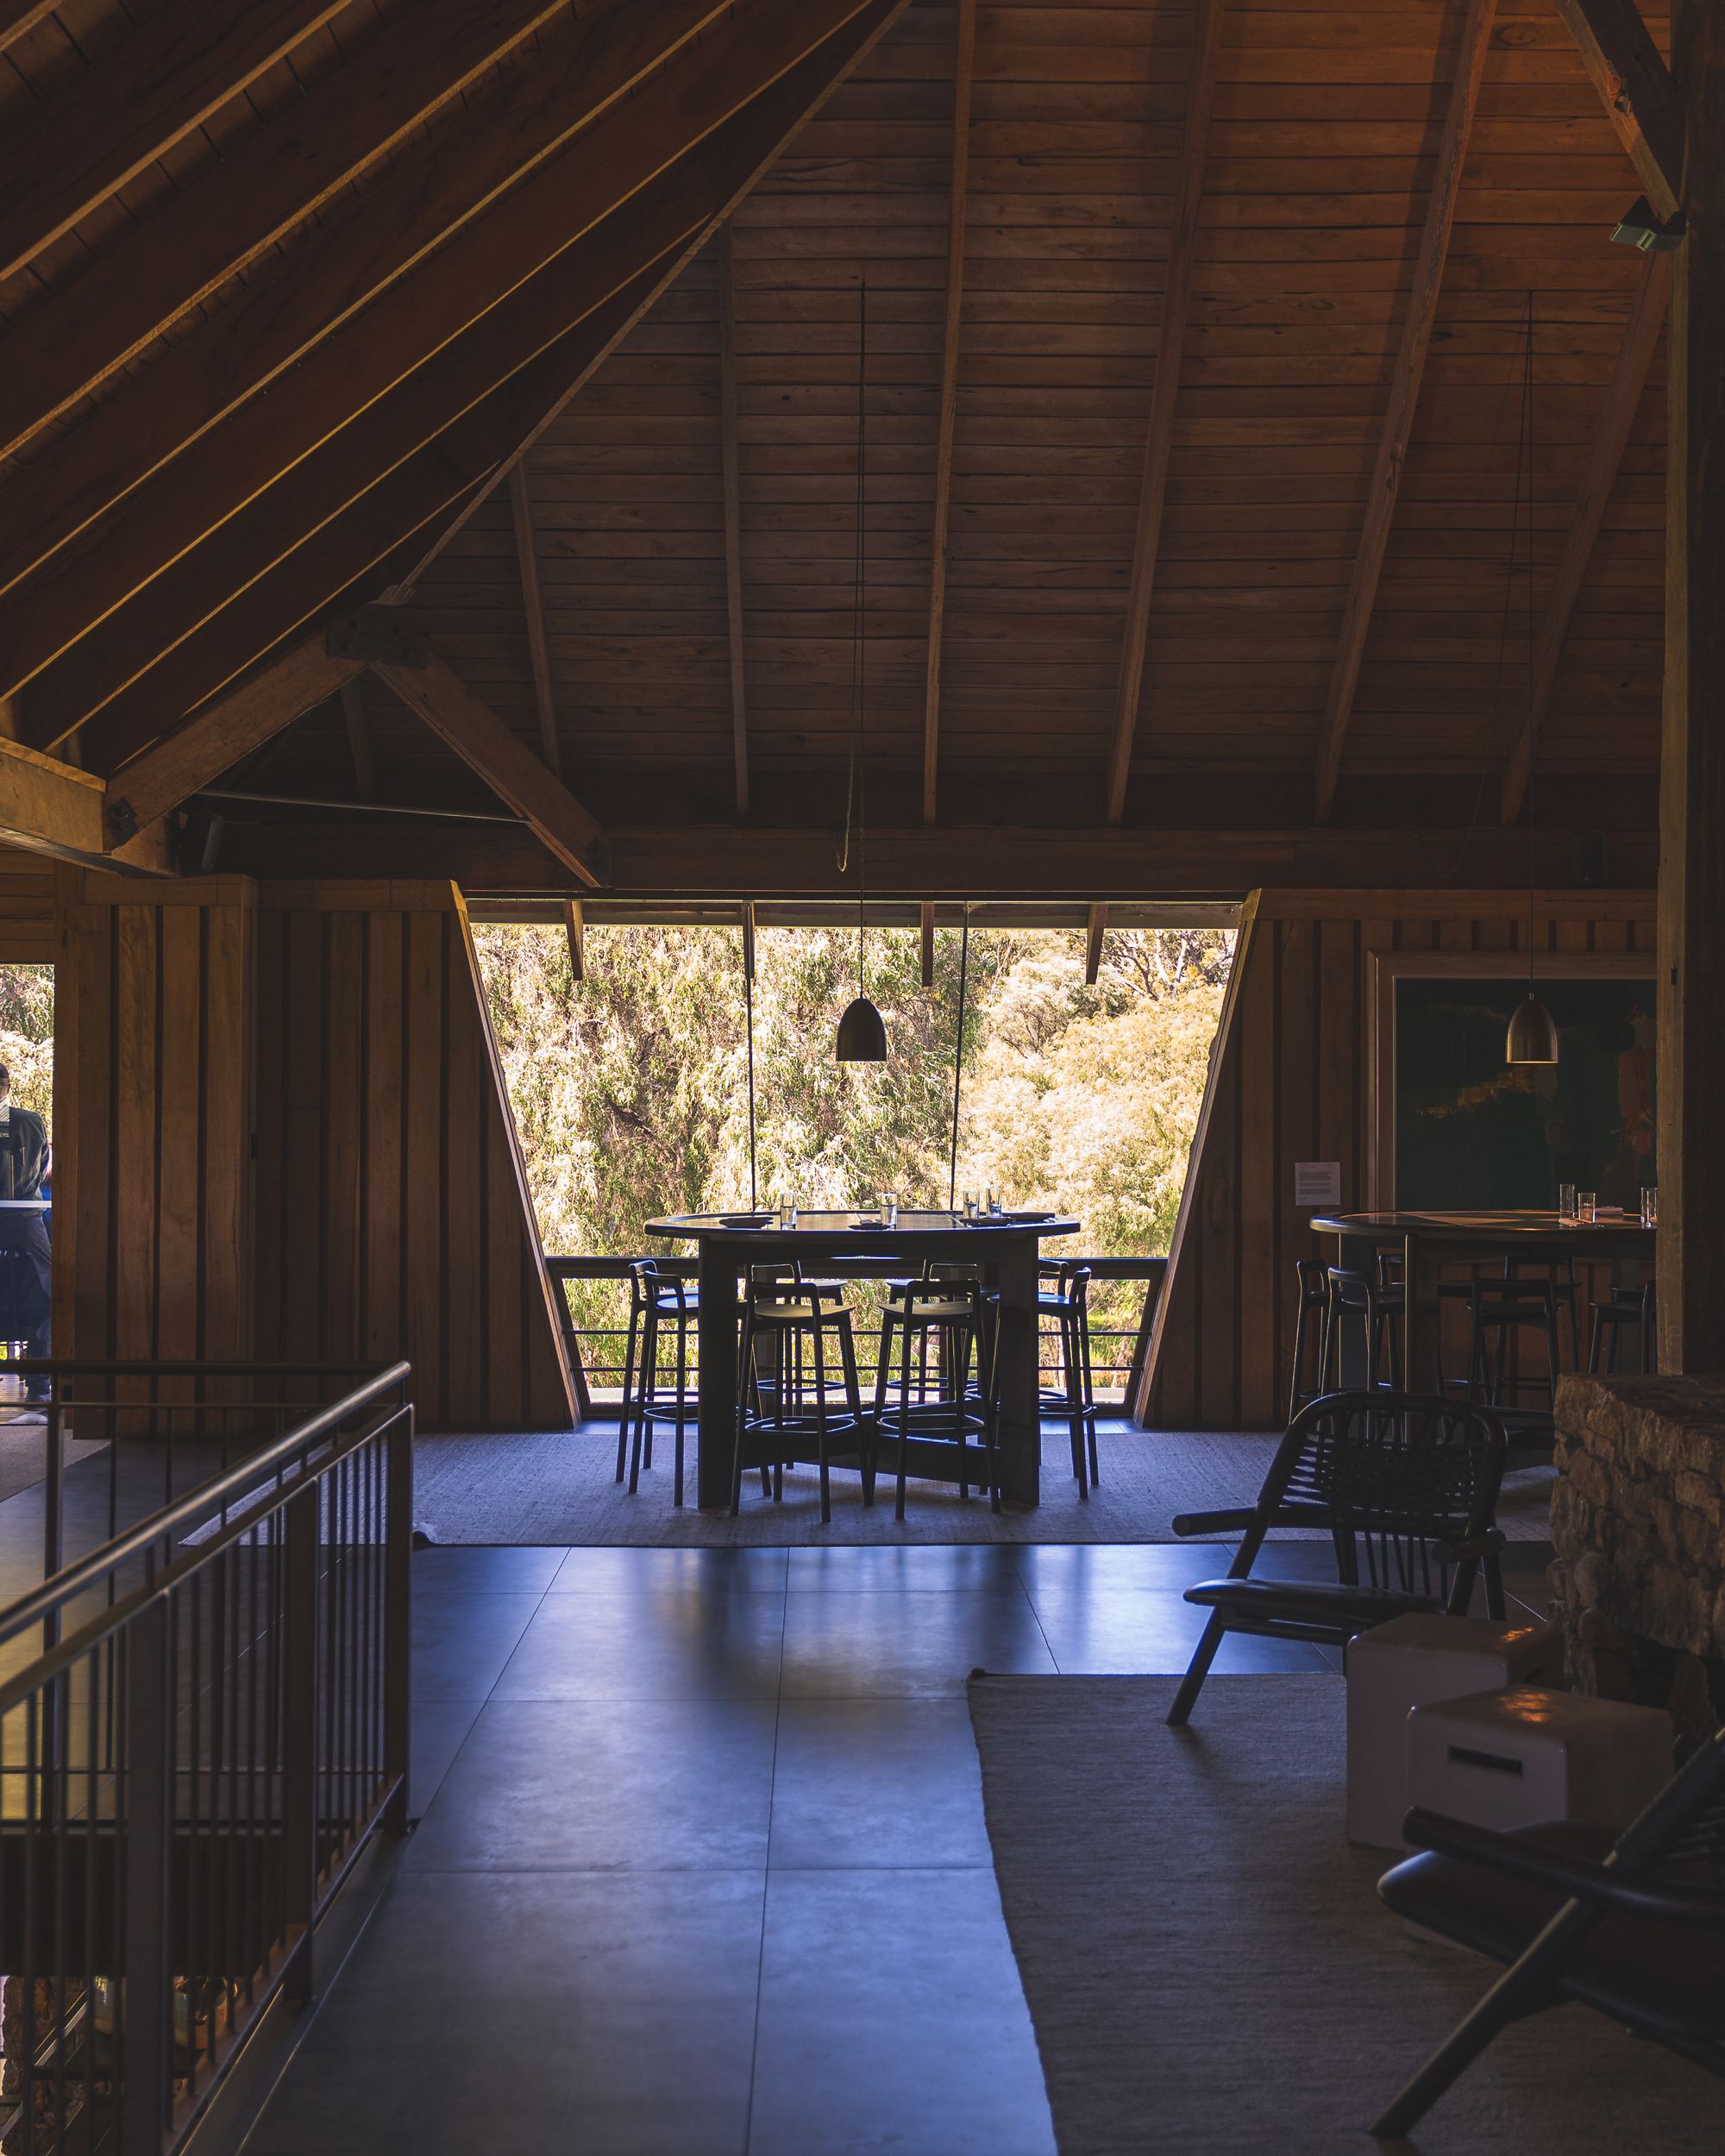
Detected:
left=1504, top=293, right=1559, bottom=1068
left=837, top=280, right=886, bottom=1062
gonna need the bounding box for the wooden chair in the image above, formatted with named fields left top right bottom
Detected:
left=1320, top=1267, right=1403, bottom=1392
left=732, top=1279, right=868, bottom=1525
left=1164, top=1390, right=1509, bottom=1727
left=875, top=1276, right=1003, bottom=1520
left=618, top=1258, right=700, bottom=1506
left=1038, top=1260, right=1099, bottom=1495
left=1371, top=1725, right=1724, bottom=2140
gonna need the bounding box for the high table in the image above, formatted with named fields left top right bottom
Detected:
left=1310, top=1210, right=1654, bottom=1396
left=643, top=1211, right=1080, bottom=1510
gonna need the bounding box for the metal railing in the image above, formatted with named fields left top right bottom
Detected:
left=547, top=1254, right=1165, bottom=1412
left=0, top=1360, right=413, bottom=2156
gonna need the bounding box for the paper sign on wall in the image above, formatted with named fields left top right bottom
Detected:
left=1295, top=1161, right=1342, bottom=1209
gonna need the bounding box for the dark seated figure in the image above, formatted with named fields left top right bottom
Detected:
left=0, top=1062, right=51, bottom=1405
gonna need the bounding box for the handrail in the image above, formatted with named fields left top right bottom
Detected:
left=0, top=1359, right=411, bottom=1651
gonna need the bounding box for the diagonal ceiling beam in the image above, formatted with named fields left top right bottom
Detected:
left=1311, top=0, right=1497, bottom=825
left=508, top=460, right=563, bottom=776
left=921, top=0, right=976, bottom=827
left=0, top=0, right=571, bottom=465
left=1552, top=0, right=1683, bottom=219
left=103, top=632, right=366, bottom=843
left=0, top=0, right=349, bottom=283
left=1498, top=252, right=1669, bottom=826
left=0, top=4, right=57, bottom=53
left=0, top=0, right=737, bottom=606
left=1104, top=0, right=1225, bottom=829
left=61, top=2, right=909, bottom=777
left=372, top=651, right=607, bottom=887
left=718, top=222, right=751, bottom=818
left=0, top=0, right=900, bottom=712
left=340, top=680, right=375, bottom=805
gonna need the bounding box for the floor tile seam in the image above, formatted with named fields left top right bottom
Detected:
left=746, top=1594, right=792, bottom=2153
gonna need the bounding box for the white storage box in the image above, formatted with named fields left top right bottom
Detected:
left=1405, top=1686, right=1673, bottom=1837
left=1346, top=1613, right=1563, bottom=1849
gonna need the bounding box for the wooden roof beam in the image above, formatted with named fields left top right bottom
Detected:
left=372, top=648, right=607, bottom=887
left=339, top=680, right=375, bottom=805
left=0, top=0, right=740, bottom=606
left=1104, top=0, right=1225, bottom=828
left=0, top=0, right=905, bottom=716
left=718, top=222, right=750, bottom=818
left=1552, top=0, right=1683, bottom=219
left=921, top=0, right=976, bottom=826
left=0, top=0, right=572, bottom=466
left=1311, top=0, right=1497, bottom=825
left=38, top=3, right=912, bottom=772
left=1499, top=253, right=1669, bottom=827
left=103, top=631, right=366, bottom=842
left=0, top=0, right=350, bottom=284
left=508, top=461, right=562, bottom=777
left=0, top=3, right=59, bottom=56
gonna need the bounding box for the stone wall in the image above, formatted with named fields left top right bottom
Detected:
left=1549, top=1373, right=1725, bottom=1740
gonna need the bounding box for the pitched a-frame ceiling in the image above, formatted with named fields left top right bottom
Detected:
left=0, top=0, right=1670, bottom=894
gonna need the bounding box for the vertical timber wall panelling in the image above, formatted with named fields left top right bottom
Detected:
left=0, top=843, right=57, bottom=959
left=1138, top=889, right=1657, bottom=1433
left=251, top=882, right=574, bottom=1432
left=56, top=879, right=258, bottom=1366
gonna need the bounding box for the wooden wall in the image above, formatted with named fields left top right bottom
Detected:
left=56, top=874, right=574, bottom=1432
left=1139, top=889, right=1658, bottom=1432
left=0, top=843, right=58, bottom=962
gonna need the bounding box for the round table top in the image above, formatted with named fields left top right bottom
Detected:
left=1311, top=1207, right=1653, bottom=1244
left=643, top=1208, right=1081, bottom=1242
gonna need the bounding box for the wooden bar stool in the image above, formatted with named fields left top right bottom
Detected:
left=1588, top=1277, right=1656, bottom=1374
left=874, top=1277, right=1003, bottom=1520
left=732, top=1279, right=868, bottom=1525
left=618, top=1259, right=704, bottom=1507
left=1038, top=1260, right=1099, bottom=1496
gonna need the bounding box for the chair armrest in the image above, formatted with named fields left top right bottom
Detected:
left=1432, top=1529, right=1506, bottom=1564
left=1170, top=1507, right=1258, bottom=1538
left=1400, top=1808, right=1725, bottom=1927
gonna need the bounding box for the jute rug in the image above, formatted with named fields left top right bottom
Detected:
left=966, top=1672, right=1725, bottom=2155
left=411, top=1422, right=1558, bottom=1547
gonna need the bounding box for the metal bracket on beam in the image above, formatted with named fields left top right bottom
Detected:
left=105, top=793, right=139, bottom=845
left=325, top=608, right=431, bottom=668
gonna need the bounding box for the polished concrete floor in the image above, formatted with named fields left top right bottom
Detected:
left=235, top=1537, right=1551, bottom=2156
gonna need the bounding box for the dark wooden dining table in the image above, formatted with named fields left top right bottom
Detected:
left=1310, top=1209, right=1655, bottom=1395
left=643, top=1209, right=1080, bottom=1510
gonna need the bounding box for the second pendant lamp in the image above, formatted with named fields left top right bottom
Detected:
left=837, top=279, right=886, bottom=1062
left=1503, top=294, right=1558, bottom=1069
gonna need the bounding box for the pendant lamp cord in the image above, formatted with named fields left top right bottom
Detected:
left=1521, top=291, right=1537, bottom=983
left=743, top=911, right=757, bottom=1209
left=838, top=280, right=869, bottom=1017
left=948, top=903, right=970, bottom=1208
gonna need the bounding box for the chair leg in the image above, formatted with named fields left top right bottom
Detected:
left=812, top=1319, right=832, bottom=1526
left=731, top=1310, right=755, bottom=1518
left=617, top=1301, right=640, bottom=1483
left=629, top=1308, right=655, bottom=1495
left=674, top=1308, right=689, bottom=1508
left=839, top=1319, right=874, bottom=1507
left=895, top=1306, right=914, bottom=1523
left=1079, top=1311, right=1099, bottom=1483
left=1166, top=1611, right=1228, bottom=1727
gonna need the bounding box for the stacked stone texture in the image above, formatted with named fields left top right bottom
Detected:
left=1548, top=1373, right=1725, bottom=1734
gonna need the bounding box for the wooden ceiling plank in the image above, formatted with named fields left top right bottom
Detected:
left=507, top=461, right=562, bottom=776
left=0, top=0, right=573, bottom=465
left=103, top=633, right=366, bottom=842
left=372, top=652, right=606, bottom=887
left=1103, top=0, right=1225, bottom=829
left=718, top=221, right=750, bottom=818
left=0, top=0, right=739, bottom=607
left=0, top=0, right=351, bottom=284
left=0, top=0, right=901, bottom=705
left=1310, top=0, right=1498, bottom=826
left=920, top=0, right=976, bottom=827
left=339, top=679, right=375, bottom=805
left=1551, top=0, right=1683, bottom=220
left=1499, top=252, right=1670, bottom=827
left=0, top=3, right=59, bottom=56
left=24, top=2, right=910, bottom=761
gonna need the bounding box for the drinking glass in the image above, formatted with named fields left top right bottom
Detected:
left=986, top=1188, right=1001, bottom=1217
left=962, top=1189, right=977, bottom=1220
left=1577, top=1190, right=1597, bottom=1224
left=1558, top=1182, right=1578, bottom=1222
left=1640, top=1186, right=1659, bottom=1227
left=781, top=1197, right=799, bottom=1230
left=879, top=1189, right=899, bottom=1227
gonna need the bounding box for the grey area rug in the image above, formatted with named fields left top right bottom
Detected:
left=967, top=1672, right=1725, bottom=2155
left=411, top=1423, right=1557, bottom=1547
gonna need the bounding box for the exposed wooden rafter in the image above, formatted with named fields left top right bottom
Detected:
left=1104, top=0, right=1225, bottom=828
left=0, top=3, right=60, bottom=56
left=718, top=222, right=750, bottom=817
left=564, top=899, right=586, bottom=981
left=920, top=0, right=976, bottom=826
left=1310, top=0, right=1498, bottom=824
left=373, top=651, right=607, bottom=887
left=0, top=0, right=349, bottom=284
left=339, top=680, right=375, bottom=804
left=0, top=0, right=906, bottom=727
left=1499, top=253, right=1669, bottom=826
left=1552, top=0, right=1683, bottom=219
left=0, top=0, right=571, bottom=465
left=508, top=461, right=562, bottom=775
left=920, top=901, right=936, bottom=987
left=1085, top=904, right=1108, bottom=985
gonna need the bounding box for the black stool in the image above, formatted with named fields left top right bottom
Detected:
left=875, top=1277, right=1003, bottom=1520
left=618, top=1259, right=703, bottom=1507
left=1588, top=1278, right=1656, bottom=1374
left=1320, top=1267, right=1402, bottom=1392
left=1038, top=1261, right=1098, bottom=1496
left=1288, top=1257, right=1331, bottom=1422
left=732, top=1281, right=868, bottom=1524
left=1462, top=1276, right=1562, bottom=1417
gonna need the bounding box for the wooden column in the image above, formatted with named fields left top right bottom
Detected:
left=1657, top=0, right=1725, bottom=1373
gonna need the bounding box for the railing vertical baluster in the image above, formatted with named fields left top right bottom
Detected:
left=281, top=1482, right=320, bottom=2004
left=384, top=1404, right=412, bottom=1833
left=121, top=1595, right=174, bottom=2156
